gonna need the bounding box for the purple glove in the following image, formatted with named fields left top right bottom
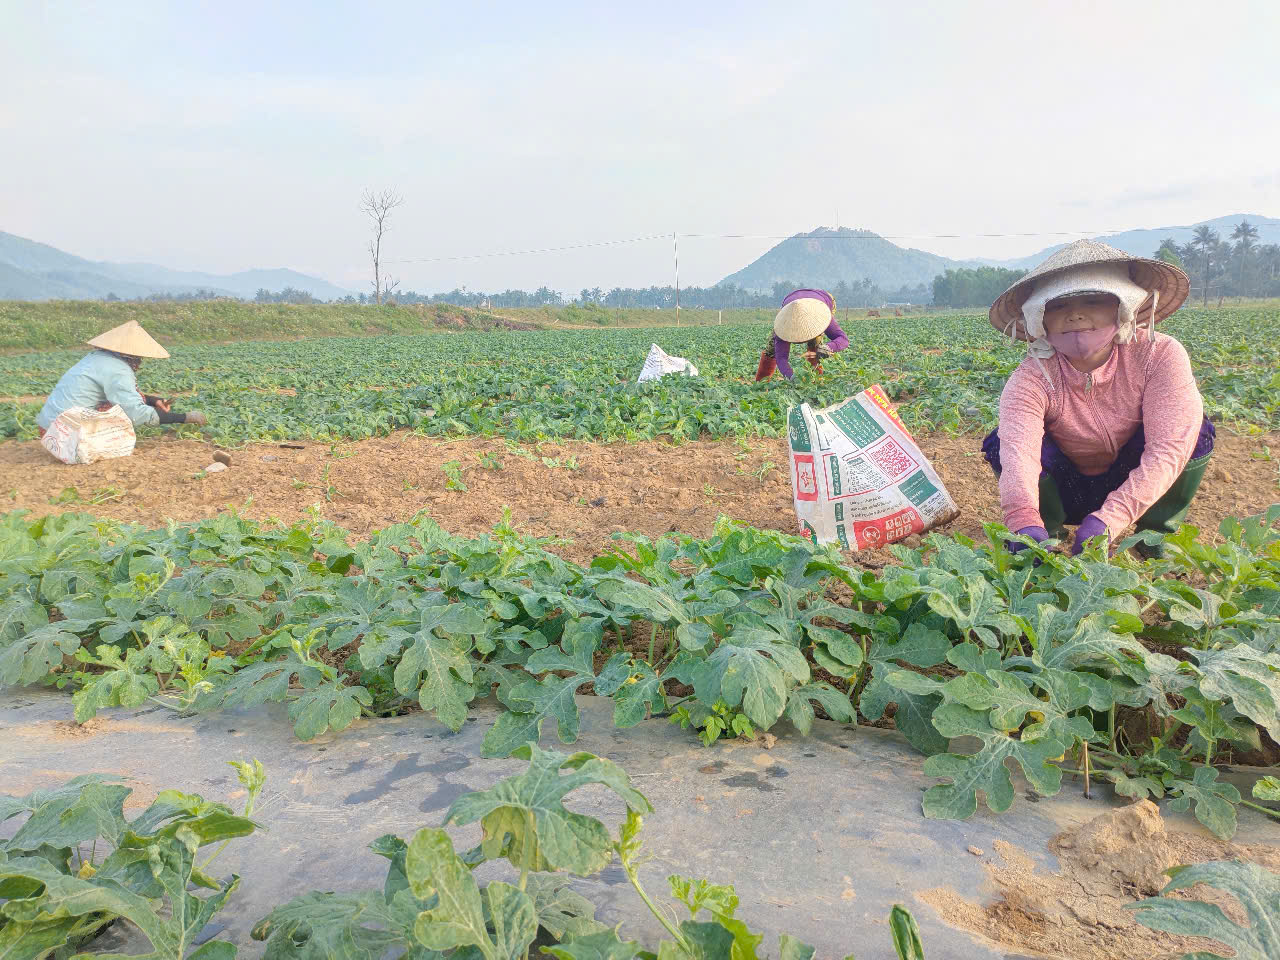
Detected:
left=1008, top=525, right=1049, bottom=553
left=1071, top=514, right=1109, bottom=555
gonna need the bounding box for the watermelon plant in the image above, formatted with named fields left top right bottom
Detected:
left=250, top=743, right=930, bottom=960
left=1, top=500, right=1278, bottom=837
left=0, top=759, right=265, bottom=958
left=1129, top=859, right=1280, bottom=960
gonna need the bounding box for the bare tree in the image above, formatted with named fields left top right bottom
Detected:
left=360, top=188, right=404, bottom=305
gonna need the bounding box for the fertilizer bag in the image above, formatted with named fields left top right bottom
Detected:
left=787, top=385, right=959, bottom=549
left=40, top=405, right=136, bottom=465
left=637, top=343, right=698, bottom=383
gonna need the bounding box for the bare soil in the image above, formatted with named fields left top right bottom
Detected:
left=920, top=800, right=1280, bottom=960
left=1, top=430, right=1277, bottom=564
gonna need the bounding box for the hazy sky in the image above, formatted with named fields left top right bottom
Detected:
left=3, top=0, right=1277, bottom=294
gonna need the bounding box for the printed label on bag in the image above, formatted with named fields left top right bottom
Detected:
left=853, top=507, right=922, bottom=548
left=793, top=454, right=819, bottom=501
left=788, top=407, right=813, bottom=453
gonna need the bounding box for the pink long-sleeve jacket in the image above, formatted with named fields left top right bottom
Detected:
left=996, top=332, right=1204, bottom=535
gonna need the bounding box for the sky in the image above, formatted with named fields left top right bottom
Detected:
left=3, top=0, right=1278, bottom=295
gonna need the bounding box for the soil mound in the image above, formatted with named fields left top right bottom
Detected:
left=920, top=800, right=1280, bottom=959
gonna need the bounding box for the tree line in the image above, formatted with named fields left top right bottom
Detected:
left=319, top=278, right=927, bottom=310
left=931, top=266, right=1028, bottom=308
left=1155, top=220, right=1280, bottom=303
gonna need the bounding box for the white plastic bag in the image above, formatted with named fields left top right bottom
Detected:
left=637, top=343, right=699, bottom=383
left=40, top=406, right=136, bottom=465
left=787, top=386, right=959, bottom=550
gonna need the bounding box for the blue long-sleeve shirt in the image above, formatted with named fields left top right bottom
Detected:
left=36, top=351, right=160, bottom=431
left=774, top=319, right=849, bottom=381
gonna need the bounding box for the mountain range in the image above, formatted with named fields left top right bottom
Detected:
left=0, top=232, right=351, bottom=301
left=4, top=213, right=1277, bottom=302
left=719, top=215, right=1280, bottom=293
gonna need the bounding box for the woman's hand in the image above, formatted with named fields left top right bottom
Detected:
left=154, top=398, right=171, bottom=413
left=1071, top=515, right=1109, bottom=555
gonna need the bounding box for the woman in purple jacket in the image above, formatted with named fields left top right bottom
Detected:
left=755, top=288, right=849, bottom=381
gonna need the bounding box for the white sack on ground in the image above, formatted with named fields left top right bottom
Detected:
left=40, top=405, right=137, bottom=465
left=637, top=343, right=699, bottom=383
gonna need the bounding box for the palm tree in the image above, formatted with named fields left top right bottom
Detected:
left=1230, top=220, right=1260, bottom=297
left=1259, top=244, right=1280, bottom=295
left=1155, top=237, right=1184, bottom=269
left=1191, top=225, right=1219, bottom=306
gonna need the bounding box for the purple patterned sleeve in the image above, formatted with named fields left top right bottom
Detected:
left=824, top=319, right=849, bottom=352
left=773, top=335, right=795, bottom=380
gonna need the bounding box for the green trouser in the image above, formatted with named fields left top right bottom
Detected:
left=1039, top=451, right=1213, bottom=547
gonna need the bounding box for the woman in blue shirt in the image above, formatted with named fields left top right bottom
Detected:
left=37, top=321, right=206, bottom=436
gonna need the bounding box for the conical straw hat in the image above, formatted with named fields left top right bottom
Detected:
left=989, top=239, right=1189, bottom=342
left=86, top=320, right=170, bottom=359
left=773, top=296, right=832, bottom=343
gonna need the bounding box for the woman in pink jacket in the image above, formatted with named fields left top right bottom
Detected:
left=981, top=240, right=1212, bottom=557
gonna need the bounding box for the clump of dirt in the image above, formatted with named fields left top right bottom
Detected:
left=920, top=800, right=1280, bottom=960
left=52, top=718, right=108, bottom=739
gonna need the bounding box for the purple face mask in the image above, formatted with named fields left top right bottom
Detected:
left=1047, top=324, right=1116, bottom=358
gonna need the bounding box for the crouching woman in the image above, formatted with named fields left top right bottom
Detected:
left=981, top=240, right=1213, bottom=557
left=36, top=320, right=207, bottom=443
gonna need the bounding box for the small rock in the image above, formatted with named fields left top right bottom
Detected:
left=588, top=497, right=606, bottom=508
left=963, top=406, right=981, bottom=418
left=840, top=889, right=856, bottom=901
left=205, top=462, right=227, bottom=474
left=1214, top=467, right=1233, bottom=483
left=213, top=451, right=232, bottom=466
left=967, top=845, right=984, bottom=856
left=261, top=455, right=278, bottom=462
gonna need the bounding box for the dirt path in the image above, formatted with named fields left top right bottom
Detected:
left=1, top=430, right=1276, bottom=564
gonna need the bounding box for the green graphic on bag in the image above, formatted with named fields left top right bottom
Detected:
left=829, top=399, right=885, bottom=447
left=828, top=455, right=841, bottom=496
left=900, top=470, right=939, bottom=507
left=787, top=406, right=812, bottom=452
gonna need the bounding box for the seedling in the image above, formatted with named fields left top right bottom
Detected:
left=670, top=700, right=756, bottom=746
left=442, top=460, right=468, bottom=491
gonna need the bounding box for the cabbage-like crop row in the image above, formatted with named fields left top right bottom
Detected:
left=1, top=306, right=1277, bottom=444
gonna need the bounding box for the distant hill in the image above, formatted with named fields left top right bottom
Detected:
left=0, top=232, right=352, bottom=301
left=720, top=216, right=1279, bottom=295
left=991, top=214, right=1280, bottom=270
left=720, top=227, right=983, bottom=293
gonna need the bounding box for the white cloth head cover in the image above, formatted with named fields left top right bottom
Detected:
left=1021, top=262, right=1151, bottom=359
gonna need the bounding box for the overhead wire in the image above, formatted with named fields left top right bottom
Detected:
left=383, top=227, right=1138, bottom=265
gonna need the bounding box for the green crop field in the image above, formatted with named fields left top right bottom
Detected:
left=3, top=301, right=1280, bottom=960
left=2, top=305, right=1278, bottom=446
